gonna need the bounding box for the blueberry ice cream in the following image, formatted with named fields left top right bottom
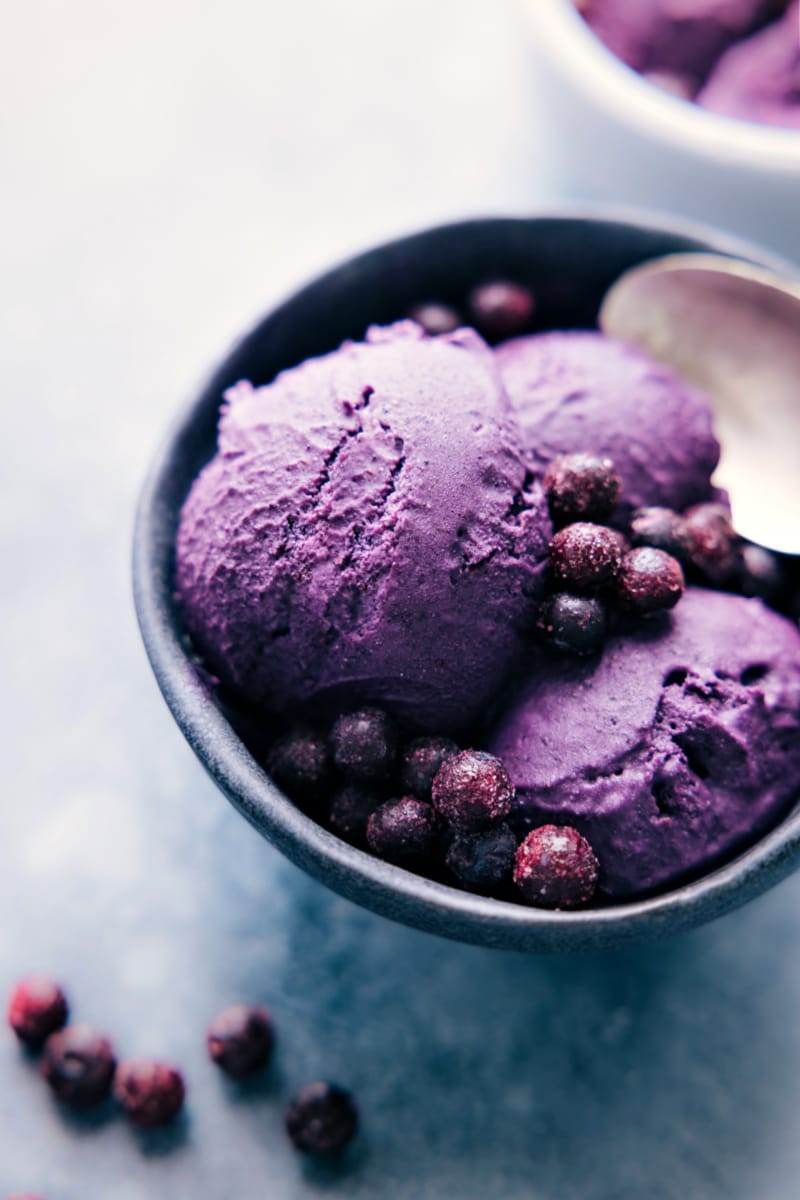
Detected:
left=576, top=0, right=798, bottom=126
left=489, top=588, right=800, bottom=898
left=176, top=321, right=552, bottom=736
left=495, top=331, right=721, bottom=519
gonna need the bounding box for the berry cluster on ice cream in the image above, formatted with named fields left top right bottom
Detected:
left=575, top=0, right=800, bottom=129
left=175, top=281, right=800, bottom=910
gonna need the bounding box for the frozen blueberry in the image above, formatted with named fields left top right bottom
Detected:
left=431, top=749, right=513, bottom=832
left=737, top=542, right=784, bottom=601
left=330, top=707, right=398, bottom=784
left=366, top=797, right=439, bottom=865
left=543, top=453, right=621, bottom=526
left=513, top=825, right=599, bottom=909
left=549, top=522, right=623, bottom=591
left=267, top=726, right=330, bottom=804
left=541, top=593, right=607, bottom=655
left=467, top=280, right=535, bottom=341
left=7, top=977, right=68, bottom=1048
left=114, top=1059, right=185, bottom=1127
left=285, top=1081, right=358, bottom=1155
left=684, top=503, right=741, bottom=585
left=446, top=823, right=517, bottom=893
left=41, top=1025, right=116, bottom=1106
left=617, top=547, right=685, bottom=615
left=408, top=301, right=462, bottom=335
left=401, top=736, right=460, bottom=802
left=207, top=1004, right=274, bottom=1079
left=328, top=784, right=380, bottom=846
left=629, top=507, right=693, bottom=560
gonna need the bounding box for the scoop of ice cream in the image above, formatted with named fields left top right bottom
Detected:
left=578, top=0, right=782, bottom=85
left=488, top=588, right=800, bottom=898
left=697, top=2, right=800, bottom=127
left=176, top=321, right=552, bottom=736
left=495, top=332, right=721, bottom=520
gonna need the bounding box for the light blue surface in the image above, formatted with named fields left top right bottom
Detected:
left=3, top=3, right=800, bottom=1196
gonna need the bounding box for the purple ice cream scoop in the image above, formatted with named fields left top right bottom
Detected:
left=577, top=0, right=782, bottom=87
left=488, top=588, right=800, bottom=899
left=698, top=1, right=800, bottom=127
left=176, top=321, right=552, bottom=736
left=495, top=331, right=721, bottom=520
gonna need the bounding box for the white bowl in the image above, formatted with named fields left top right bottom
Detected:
left=518, top=0, right=800, bottom=262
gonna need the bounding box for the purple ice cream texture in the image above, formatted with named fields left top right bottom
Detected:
left=495, top=331, right=721, bottom=520
left=489, top=588, right=800, bottom=899
left=176, top=321, right=552, bottom=736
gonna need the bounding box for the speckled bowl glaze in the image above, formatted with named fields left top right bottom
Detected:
left=133, top=212, right=800, bottom=953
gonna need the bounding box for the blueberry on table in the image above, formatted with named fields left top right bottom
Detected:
left=541, top=593, right=607, bottom=656
left=549, top=522, right=623, bottom=591
left=617, top=547, right=685, bottom=615
left=366, top=797, right=439, bottom=865
left=467, top=280, right=535, bottom=341
left=408, top=301, right=462, bottom=335
left=41, top=1025, right=116, bottom=1106
left=400, top=735, right=460, bottom=802
left=431, top=749, right=513, bottom=832
left=543, top=452, right=622, bottom=526
left=207, top=1004, right=274, bottom=1079
left=7, top=977, right=68, bottom=1047
left=330, top=707, right=398, bottom=784
left=446, top=823, right=517, bottom=893
left=285, top=1081, right=358, bottom=1155
left=513, top=825, right=599, bottom=909
left=114, top=1059, right=185, bottom=1127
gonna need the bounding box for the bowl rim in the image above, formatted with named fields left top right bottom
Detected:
left=132, top=208, right=800, bottom=953
left=518, top=0, right=800, bottom=172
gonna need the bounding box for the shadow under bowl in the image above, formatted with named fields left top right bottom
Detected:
left=132, top=210, right=800, bottom=953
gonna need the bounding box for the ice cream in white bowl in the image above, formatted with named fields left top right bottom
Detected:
left=518, top=0, right=800, bottom=262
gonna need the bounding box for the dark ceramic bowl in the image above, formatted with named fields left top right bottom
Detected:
left=133, top=211, right=800, bottom=953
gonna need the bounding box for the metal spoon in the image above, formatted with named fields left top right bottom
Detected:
left=599, top=253, right=800, bottom=556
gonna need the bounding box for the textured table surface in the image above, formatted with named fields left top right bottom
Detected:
left=3, top=3, right=800, bottom=1197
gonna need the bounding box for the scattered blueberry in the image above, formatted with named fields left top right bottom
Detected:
left=207, top=1003, right=274, bottom=1079
left=330, top=707, right=398, bottom=784
left=114, top=1058, right=185, bottom=1127
left=41, top=1025, right=116, bottom=1106
left=328, top=784, right=379, bottom=846
left=513, top=825, right=599, bottom=909
left=541, top=593, right=607, bottom=655
left=629, top=506, right=693, bottom=560
left=431, top=749, right=513, bottom=832
left=446, top=823, right=518, bottom=892
left=401, top=735, right=460, bottom=802
left=543, top=453, right=621, bottom=526
left=267, top=726, right=330, bottom=804
left=549, top=522, right=623, bottom=591
left=684, top=503, right=741, bottom=585
left=467, top=280, right=535, bottom=341
left=7, top=978, right=68, bottom=1048
left=617, top=547, right=685, bottom=615
left=366, top=797, right=439, bottom=865
left=285, top=1081, right=358, bottom=1155
left=737, top=542, right=784, bottom=601
left=408, top=302, right=462, bottom=335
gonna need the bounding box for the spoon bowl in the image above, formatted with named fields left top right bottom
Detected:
left=133, top=211, right=800, bottom=954
left=600, top=253, right=800, bottom=555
